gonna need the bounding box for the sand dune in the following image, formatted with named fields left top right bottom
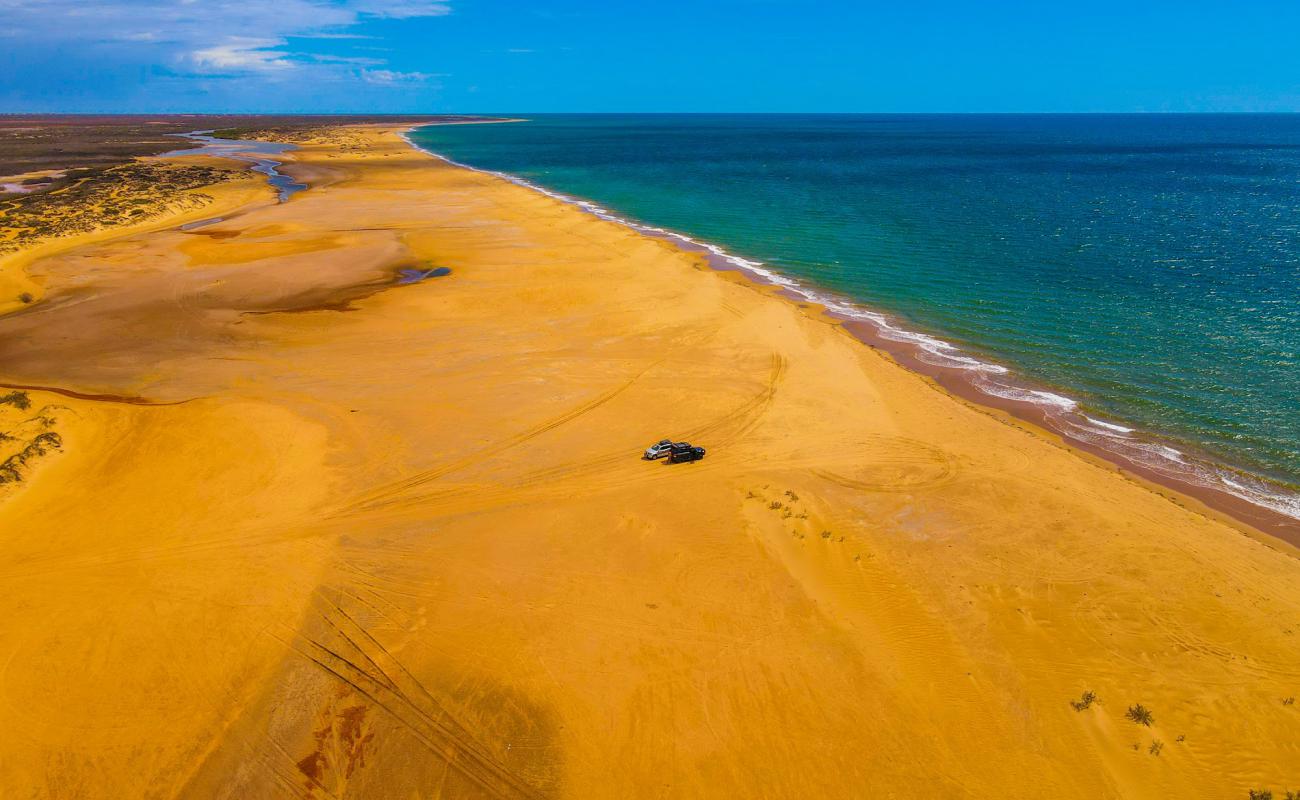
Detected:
left=0, top=127, right=1297, bottom=798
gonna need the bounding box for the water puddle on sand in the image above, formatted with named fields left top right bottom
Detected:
left=396, top=266, right=452, bottom=284
left=163, top=131, right=306, bottom=202
left=179, top=217, right=224, bottom=231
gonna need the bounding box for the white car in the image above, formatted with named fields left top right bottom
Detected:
left=643, top=439, right=674, bottom=459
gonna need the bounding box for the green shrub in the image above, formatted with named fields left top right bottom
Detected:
left=1125, top=704, right=1154, bottom=726
left=1070, top=690, right=1097, bottom=711
left=0, top=431, right=62, bottom=484
left=0, top=391, right=31, bottom=410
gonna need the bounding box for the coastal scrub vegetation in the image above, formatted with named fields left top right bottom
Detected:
left=211, top=126, right=376, bottom=154
left=0, top=114, right=456, bottom=175
left=1125, top=704, right=1154, bottom=726
left=0, top=162, right=238, bottom=258
left=1070, top=690, right=1097, bottom=711
left=0, top=392, right=63, bottom=486
left=1, top=391, right=31, bottom=410
left=0, top=431, right=62, bottom=484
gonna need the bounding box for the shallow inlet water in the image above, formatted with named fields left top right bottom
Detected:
left=410, top=115, right=1300, bottom=523
left=397, top=265, right=452, bottom=284
left=179, top=217, right=224, bottom=231
left=164, top=132, right=306, bottom=202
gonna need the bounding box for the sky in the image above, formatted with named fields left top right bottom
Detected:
left=2, top=0, right=1299, bottom=113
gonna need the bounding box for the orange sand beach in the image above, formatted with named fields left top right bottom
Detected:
left=1, top=126, right=1298, bottom=798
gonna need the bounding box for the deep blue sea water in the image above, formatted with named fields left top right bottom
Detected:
left=410, top=115, right=1300, bottom=516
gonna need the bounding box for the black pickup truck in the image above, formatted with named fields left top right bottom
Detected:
left=667, top=442, right=707, bottom=464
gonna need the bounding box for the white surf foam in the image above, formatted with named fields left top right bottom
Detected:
left=1220, top=474, right=1300, bottom=519
left=1083, top=415, right=1136, bottom=436
left=402, top=128, right=1300, bottom=522
left=970, top=376, right=1079, bottom=411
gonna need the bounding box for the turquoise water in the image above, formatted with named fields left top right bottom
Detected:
left=410, top=115, right=1300, bottom=515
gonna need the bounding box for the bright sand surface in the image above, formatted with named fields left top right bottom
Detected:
left=1, top=127, right=1298, bottom=799
left=0, top=156, right=270, bottom=315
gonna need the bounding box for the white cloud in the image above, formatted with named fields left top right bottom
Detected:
left=292, top=32, right=379, bottom=40
left=0, top=0, right=448, bottom=85
left=192, top=38, right=295, bottom=73
left=307, top=53, right=387, bottom=66
left=362, top=69, right=433, bottom=85
left=351, top=0, right=451, bottom=19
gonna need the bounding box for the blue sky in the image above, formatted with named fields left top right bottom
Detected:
left=2, top=0, right=1299, bottom=113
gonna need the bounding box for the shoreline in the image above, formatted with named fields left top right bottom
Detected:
left=5, top=122, right=1299, bottom=796
left=400, top=124, right=1300, bottom=548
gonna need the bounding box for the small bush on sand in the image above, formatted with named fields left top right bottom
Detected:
left=768, top=501, right=783, bottom=510
left=0, top=391, right=31, bottom=410
left=29, top=431, right=61, bottom=454
left=1283, top=697, right=1294, bottom=706
left=1248, top=791, right=1272, bottom=800
left=820, top=530, right=832, bottom=540
left=1070, top=690, right=1097, bottom=711
left=784, top=490, right=799, bottom=501
left=0, top=431, right=62, bottom=484
left=1148, top=740, right=1163, bottom=756
left=18, top=293, right=34, bottom=304
left=1126, top=704, right=1154, bottom=726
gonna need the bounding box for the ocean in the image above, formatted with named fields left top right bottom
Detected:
left=408, top=114, right=1300, bottom=519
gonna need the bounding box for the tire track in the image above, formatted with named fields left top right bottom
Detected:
left=281, top=590, right=550, bottom=800
left=333, top=351, right=782, bottom=520
left=808, top=435, right=957, bottom=494
left=682, top=351, right=785, bottom=445
left=340, top=360, right=662, bottom=515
